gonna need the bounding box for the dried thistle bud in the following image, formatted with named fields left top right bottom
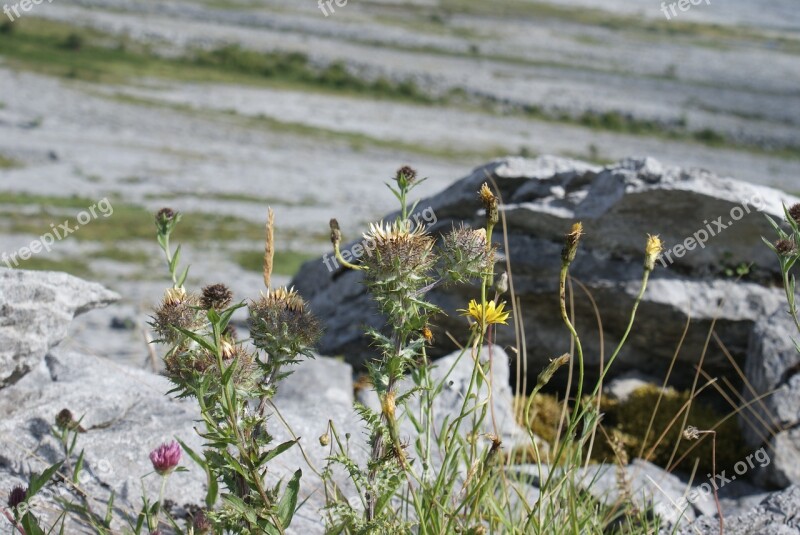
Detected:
left=7, top=486, right=26, bottom=509
left=776, top=238, right=797, bottom=257
left=478, top=183, right=499, bottom=226
left=788, top=203, right=800, bottom=225
left=683, top=425, right=701, bottom=440
left=329, top=218, right=341, bottom=246
left=55, top=408, right=85, bottom=432
left=644, top=234, right=664, bottom=271
left=319, top=433, right=330, bottom=447
left=561, top=222, right=583, bottom=265
left=200, top=283, right=233, bottom=311
left=395, top=165, right=418, bottom=189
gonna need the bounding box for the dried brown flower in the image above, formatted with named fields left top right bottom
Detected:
left=776, top=238, right=797, bottom=257
left=789, top=203, right=800, bottom=224
left=200, top=283, right=233, bottom=311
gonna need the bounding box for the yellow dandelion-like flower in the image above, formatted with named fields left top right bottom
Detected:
left=459, top=299, right=510, bottom=328
left=645, top=234, right=664, bottom=271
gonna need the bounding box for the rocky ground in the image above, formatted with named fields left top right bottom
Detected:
left=0, top=0, right=798, bottom=369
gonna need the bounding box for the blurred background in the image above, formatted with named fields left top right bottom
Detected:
left=0, top=0, right=798, bottom=366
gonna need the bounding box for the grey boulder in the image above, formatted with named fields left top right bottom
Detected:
left=0, top=268, right=119, bottom=388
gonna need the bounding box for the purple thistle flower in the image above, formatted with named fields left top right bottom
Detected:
left=149, top=441, right=181, bottom=475
left=7, top=486, right=26, bottom=508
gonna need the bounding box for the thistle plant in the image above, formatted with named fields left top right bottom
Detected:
left=763, top=203, right=800, bottom=336
left=323, top=167, right=511, bottom=533
left=150, top=207, right=320, bottom=534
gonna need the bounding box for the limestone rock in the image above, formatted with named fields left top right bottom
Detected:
left=0, top=269, right=119, bottom=388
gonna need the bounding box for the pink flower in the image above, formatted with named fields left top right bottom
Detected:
left=149, top=441, right=181, bottom=475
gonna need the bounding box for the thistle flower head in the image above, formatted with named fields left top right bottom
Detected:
left=776, top=238, right=797, bottom=257
left=55, top=408, right=84, bottom=432
left=151, top=289, right=204, bottom=346
left=7, top=486, right=26, bottom=509
left=55, top=408, right=74, bottom=430
left=200, top=283, right=233, bottom=311
left=645, top=234, right=664, bottom=271
left=561, top=222, right=583, bottom=265
left=395, top=165, right=418, bottom=189
left=459, top=299, right=510, bottom=330
left=149, top=441, right=181, bottom=475
left=438, top=225, right=494, bottom=282
left=788, top=203, right=800, bottom=225
left=155, top=208, right=180, bottom=236
left=249, top=286, right=321, bottom=357
left=192, top=510, right=212, bottom=534
left=360, top=221, right=435, bottom=281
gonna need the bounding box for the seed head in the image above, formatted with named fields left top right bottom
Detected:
left=495, top=272, right=508, bottom=295
left=788, top=203, right=800, bottom=225
left=7, top=486, right=27, bottom=509
left=200, top=283, right=233, bottom=311
left=151, top=289, right=204, bottom=346
left=645, top=234, right=664, bottom=271
left=561, top=222, right=584, bottom=265
left=319, top=433, right=330, bottom=447
left=683, top=426, right=701, bottom=441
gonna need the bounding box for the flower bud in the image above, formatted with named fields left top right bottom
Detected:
left=644, top=234, right=664, bottom=271
left=561, top=222, right=583, bottom=265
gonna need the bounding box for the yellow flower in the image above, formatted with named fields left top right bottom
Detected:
left=459, top=299, right=510, bottom=328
